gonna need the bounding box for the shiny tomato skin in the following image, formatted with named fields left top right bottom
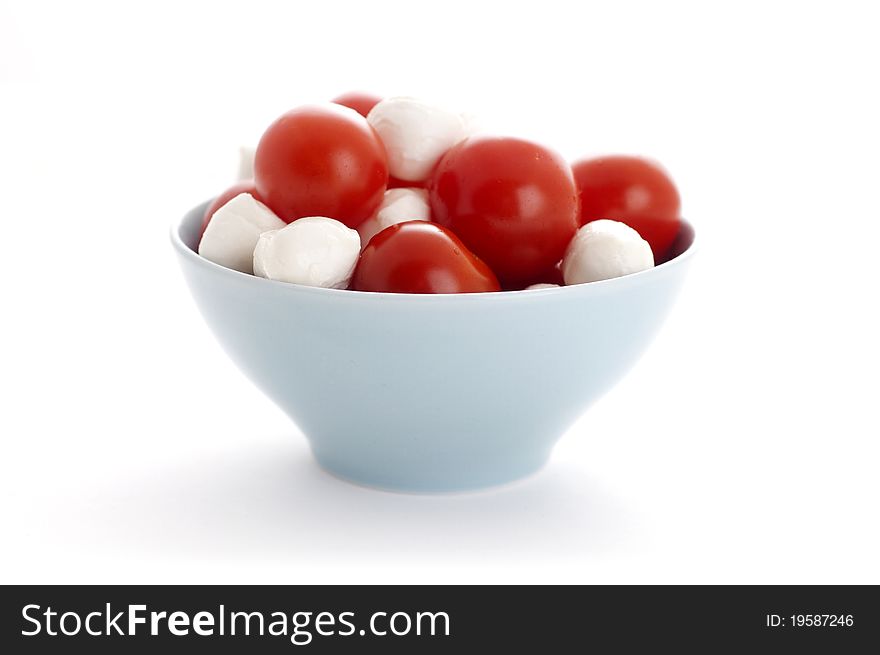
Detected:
left=429, top=136, right=579, bottom=286
left=200, top=179, right=261, bottom=237
left=572, top=155, right=681, bottom=257
left=331, top=91, right=382, bottom=118
left=254, top=104, right=388, bottom=228
left=352, top=221, right=500, bottom=294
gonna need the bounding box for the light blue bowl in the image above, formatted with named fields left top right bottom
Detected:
left=172, top=202, right=695, bottom=492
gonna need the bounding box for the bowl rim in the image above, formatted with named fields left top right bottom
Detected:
left=171, top=199, right=697, bottom=302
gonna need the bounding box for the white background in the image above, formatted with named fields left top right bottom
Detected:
left=1, top=0, right=878, bottom=584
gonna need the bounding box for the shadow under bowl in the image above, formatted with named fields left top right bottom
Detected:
left=172, top=203, right=696, bottom=492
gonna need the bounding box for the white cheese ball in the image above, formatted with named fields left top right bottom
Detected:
left=367, top=97, right=471, bottom=182
left=525, top=283, right=560, bottom=290
left=357, top=187, right=431, bottom=248
left=198, top=192, right=285, bottom=274
left=562, top=219, right=654, bottom=285
left=238, top=145, right=256, bottom=180
left=253, top=217, right=361, bottom=289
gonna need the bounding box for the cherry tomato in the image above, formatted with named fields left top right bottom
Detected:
left=200, top=180, right=261, bottom=237
left=532, top=260, right=564, bottom=287
left=429, top=136, right=579, bottom=286
left=572, top=155, right=681, bottom=257
left=254, top=104, right=388, bottom=228
left=387, top=175, right=424, bottom=190
left=352, top=221, right=500, bottom=294
left=331, top=91, right=382, bottom=118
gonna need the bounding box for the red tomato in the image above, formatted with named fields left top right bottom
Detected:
left=572, top=155, right=681, bottom=257
left=200, top=180, right=261, bottom=237
left=429, top=136, right=579, bottom=286
left=352, top=221, right=500, bottom=294
left=533, top=260, right=564, bottom=287
left=387, top=175, right=424, bottom=190
left=254, top=104, right=388, bottom=228
left=331, top=91, right=382, bottom=118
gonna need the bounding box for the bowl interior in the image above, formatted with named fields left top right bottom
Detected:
left=176, top=200, right=696, bottom=281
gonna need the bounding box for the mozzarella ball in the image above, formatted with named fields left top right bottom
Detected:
left=357, top=187, right=431, bottom=248
left=238, top=145, right=256, bottom=180
left=198, top=192, right=285, bottom=274
left=562, top=219, right=654, bottom=285
left=253, top=217, right=360, bottom=289
left=525, top=283, right=560, bottom=290
left=367, top=97, right=470, bottom=182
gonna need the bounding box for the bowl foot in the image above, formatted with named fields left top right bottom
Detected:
left=310, top=445, right=551, bottom=494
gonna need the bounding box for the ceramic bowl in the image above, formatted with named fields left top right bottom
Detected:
left=172, top=202, right=695, bottom=492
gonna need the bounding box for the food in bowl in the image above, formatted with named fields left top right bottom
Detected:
left=198, top=92, right=684, bottom=294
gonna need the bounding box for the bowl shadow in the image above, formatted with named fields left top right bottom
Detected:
left=90, top=437, right=641, bottom=568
